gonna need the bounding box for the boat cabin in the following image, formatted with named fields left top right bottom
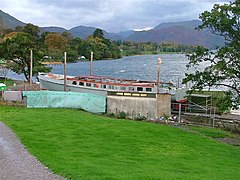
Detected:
left=68, top=76, right=158, bottom=93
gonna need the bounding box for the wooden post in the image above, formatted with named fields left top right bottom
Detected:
left=157, top=58, right=162, bottom=94
left=90, top=51, right=93, bottom=76
left=64, top=52, right=67, bottom=92
left=212, top=107, right=216, bottom=127
left=30, top=49, right=33, bottom=87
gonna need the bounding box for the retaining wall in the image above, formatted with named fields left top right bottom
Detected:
left=107, top=92, right=171, bottom=119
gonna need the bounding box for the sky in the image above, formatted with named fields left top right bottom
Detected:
left=1, top=0, right=230, bottom=32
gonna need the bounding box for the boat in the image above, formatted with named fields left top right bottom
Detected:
left=38, top=72, right=187, bottom=101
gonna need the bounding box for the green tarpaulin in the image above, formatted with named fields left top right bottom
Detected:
left=23, top=91, right=106, bottom=114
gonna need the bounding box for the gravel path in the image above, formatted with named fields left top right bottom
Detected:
left=0, top=122, right=65, bottom=180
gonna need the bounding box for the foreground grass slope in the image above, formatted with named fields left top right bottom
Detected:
left=0, top=106, right=239, bottom=179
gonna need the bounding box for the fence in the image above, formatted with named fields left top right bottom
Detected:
left=171, top=101, right=240, bottom=133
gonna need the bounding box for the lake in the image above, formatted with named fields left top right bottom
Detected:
left=7, top=54, right=190, bottom=85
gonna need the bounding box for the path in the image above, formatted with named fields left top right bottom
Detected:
left=0, top=122, right=65, bottom=180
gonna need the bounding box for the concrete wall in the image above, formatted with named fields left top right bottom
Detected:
left=107, top=93, right=171, bottom=119
left=156, top=94, right=171, bottom=117
left=3, top=91, right=23, bottom=101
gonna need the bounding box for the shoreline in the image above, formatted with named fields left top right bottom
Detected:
left=41, top=61, right=63, bottom=65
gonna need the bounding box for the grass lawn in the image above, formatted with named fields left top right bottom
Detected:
left=0, top=106, right=239, bottom=179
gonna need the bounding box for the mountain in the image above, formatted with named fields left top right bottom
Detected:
left=117, top=30, right=135, bottom=39
left=39, top=26, right=67, bottom=34
left=0, top=10, right=224, bottom=48
left=127, top=20, right=225, bottom=49
left=154, top=20, right=201, bottom=30
left=69, top=25, right=96, bottom=39
left=0, top=10, right=25, bottom=29
left=68, top=26, right=125, bottom=40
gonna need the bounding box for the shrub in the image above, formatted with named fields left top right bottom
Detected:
left=107, top=113, right=115, bottom=118
left=117, top=111, right=126, bottom=119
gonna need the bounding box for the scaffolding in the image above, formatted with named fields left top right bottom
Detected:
left=186, top=94, right=212, bottom=114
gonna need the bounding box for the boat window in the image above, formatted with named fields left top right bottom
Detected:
left=128, top=87, right=134, bottom=91
left=101, top=84, right=106, bottom=88
left=109, top=85, right=114, bottom=89
left=146, top=88, right=152, bottom=92
left=72, top=81, right=77, bottom=85
left=120, top=86, right=126, bottom=90
left=94, top=84, right=99, bottom=88
left=86, top=83, right=91, bottom=87
left=79, top=82, right=84, bottom=86
left=137, top=87, right=143, bottom=91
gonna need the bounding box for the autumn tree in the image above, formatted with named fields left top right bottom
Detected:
left=44, top=33, right=67, bottom=61
left=183, top=1, right=240, bottom=111
left=0, top=32, right=50, bottom=81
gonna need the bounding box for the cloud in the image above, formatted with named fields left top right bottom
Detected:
left=0, top=0, right=230, bottom=32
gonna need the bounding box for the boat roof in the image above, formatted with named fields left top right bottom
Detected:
left=45, top=73, right=174, bottom=87
left=71, top=75, right=175, bottom=87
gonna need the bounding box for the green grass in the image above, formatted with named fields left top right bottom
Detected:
left=187, top=125, right=235, bottom=138
left=0, top=106, right=240, bottom=179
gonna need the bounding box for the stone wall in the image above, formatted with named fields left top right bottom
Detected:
left=107, top=92, right=171, bottom=119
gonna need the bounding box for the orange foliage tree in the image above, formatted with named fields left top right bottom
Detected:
left=44, top=33, right=67, bottom=61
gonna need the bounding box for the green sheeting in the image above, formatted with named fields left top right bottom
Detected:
left=23, top=91, right=106, bottom=114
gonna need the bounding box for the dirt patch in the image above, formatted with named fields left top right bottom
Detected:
left=215, top=137, right=240, bottom=146
left=0, top=122, right=65, bottom=180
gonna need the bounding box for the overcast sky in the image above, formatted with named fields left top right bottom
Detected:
left=1, top=0, right=229, bottom=32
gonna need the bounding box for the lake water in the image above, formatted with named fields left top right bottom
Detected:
left=7, top=54, right=190, bottom=85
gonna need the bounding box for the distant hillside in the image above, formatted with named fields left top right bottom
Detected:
left=39, top=26, right=67, bottom=34
left=154, top=20, right=201, bottom=30
left=68, top=26, right=125, bottom=40
left=117, top=30, right=135, bottom=39
left=68, top=26, right=96, bottom=39
left=0, top=10, right=25, bottom=29
left=128, top=20, right=225, bottom=49
left=0, top=10, right=224, bottom=48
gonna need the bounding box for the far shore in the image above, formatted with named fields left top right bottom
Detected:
left=41, top=61, right=63, bottom=65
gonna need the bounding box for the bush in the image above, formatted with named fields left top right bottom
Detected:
left=107, top=113, right=115, bottom=118
left=117, top=111, right=126, bottom=119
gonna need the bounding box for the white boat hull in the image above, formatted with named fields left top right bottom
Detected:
left=38, top=73, right=186, bottom=101
left=39, top=74, right=107, bottom=96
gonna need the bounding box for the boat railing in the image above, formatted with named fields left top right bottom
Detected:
left=107, top=91, right=156, bottom=98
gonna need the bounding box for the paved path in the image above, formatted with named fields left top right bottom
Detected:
left=0, top=122, right=65, bottom=180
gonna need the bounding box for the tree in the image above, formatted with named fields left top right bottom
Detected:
left=67, top=38, right=82, bottom=62
left=93, top=28, right=104, bottom=39
left=15, top=26, right=24, bottom=32
left=22, top=23, right=40, bottom=39
left=183, top=1, right=240, bottom=111
left=44, top=33, right=67, bottom=60
left=0, top=32, right=51, bottom=81
left=62, top=31, right=73, bottom=41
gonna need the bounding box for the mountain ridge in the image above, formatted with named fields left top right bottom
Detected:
left=0, top=9, right=224, bottom=48
left=0, top=10, right=25, bottom=29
